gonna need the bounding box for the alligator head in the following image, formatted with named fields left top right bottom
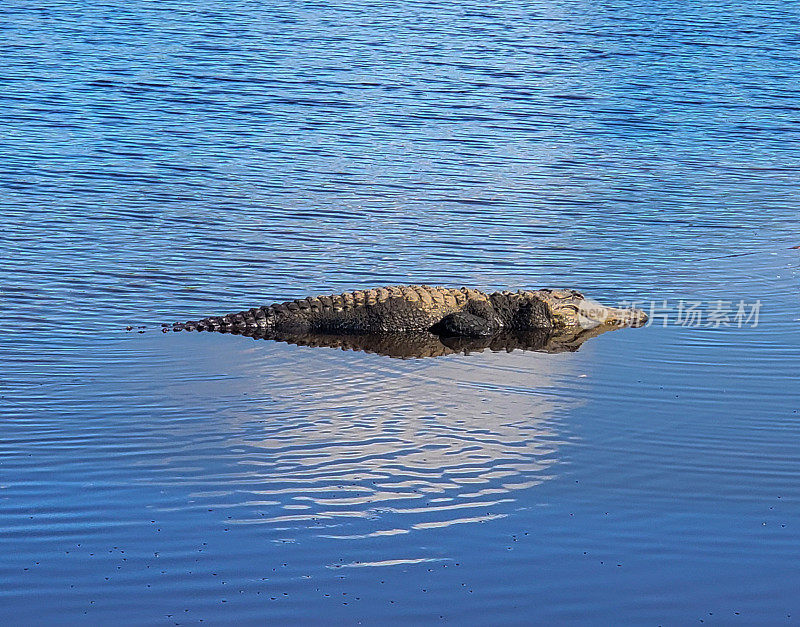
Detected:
left=537, top=289, right=648, bottom=330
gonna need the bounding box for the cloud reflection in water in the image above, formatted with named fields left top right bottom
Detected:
left=217, top=337, right=588, bottom=538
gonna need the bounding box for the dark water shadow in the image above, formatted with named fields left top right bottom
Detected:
left=185, top=322, right=628, bottom=359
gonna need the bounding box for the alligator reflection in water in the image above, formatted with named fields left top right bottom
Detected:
left=205, top=322, right=623, bottom=359
left=221, top=338, right=588, bottom=537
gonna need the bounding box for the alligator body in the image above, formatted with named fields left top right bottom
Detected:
left=169, top=285, right=647, bottom=340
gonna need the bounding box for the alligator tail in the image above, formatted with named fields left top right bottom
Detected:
left=166, top=306, right=276, bottom=332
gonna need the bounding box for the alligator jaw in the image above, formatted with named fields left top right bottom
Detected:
left=577, top=299, right=648, bottom=329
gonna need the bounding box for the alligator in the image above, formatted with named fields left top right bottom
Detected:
left=167, top=286, right=647, bottom=345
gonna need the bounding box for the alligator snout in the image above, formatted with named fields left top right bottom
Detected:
left=577, top=300, right=648, bottom=329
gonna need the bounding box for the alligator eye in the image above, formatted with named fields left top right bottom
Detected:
left=561, top=304, right=580, bottom=314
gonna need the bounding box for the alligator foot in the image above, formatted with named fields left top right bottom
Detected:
left=430, top=312, right=495, bottom=337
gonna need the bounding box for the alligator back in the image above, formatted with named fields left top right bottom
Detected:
left=176, top=285, right=492, bottom=334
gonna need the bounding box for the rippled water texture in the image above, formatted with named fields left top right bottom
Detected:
left=3, top=0, right=800, bottom=623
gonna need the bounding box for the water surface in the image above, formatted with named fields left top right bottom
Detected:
left=2, top=0, right=800, bottom=623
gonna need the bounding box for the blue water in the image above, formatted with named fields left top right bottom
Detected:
left=3, top=0, right=800, bottom=623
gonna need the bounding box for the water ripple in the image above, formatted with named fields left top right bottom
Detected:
left=3, top=0, right=800, bottom=623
